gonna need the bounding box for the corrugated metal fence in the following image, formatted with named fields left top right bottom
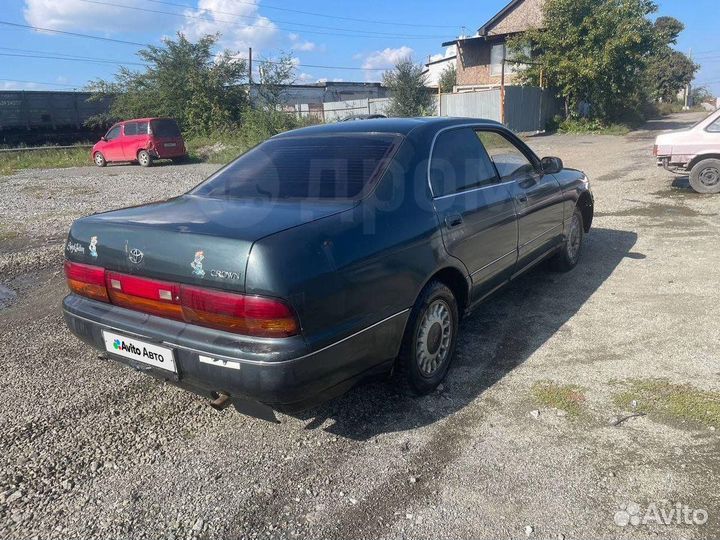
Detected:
left=293, top=86, right=562, bottom=132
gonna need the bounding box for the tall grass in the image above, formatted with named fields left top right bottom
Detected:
left=0, top=146, right=91, bottom=176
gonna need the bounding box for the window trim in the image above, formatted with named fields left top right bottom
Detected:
left=428, top=126, right=500, bottom=198
left=105, top=125, right=121, bottom=141
left=705, top=116, right=720, bottom=133
left=426, top=124, right=541, bottom=199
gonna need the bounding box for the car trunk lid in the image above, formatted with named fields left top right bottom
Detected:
left=66, top=194, right=355, bottom=291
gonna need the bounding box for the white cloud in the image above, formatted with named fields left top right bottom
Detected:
left=357, top=46, right=414, bottom=81
left=288, top=32, right=320, bottom=52
left=0, top=81, right=42, bottom=90
left=428, top=45, right=457, bottom=63
left=181, top=0, right=278, bottom=54
left=24, top=0, right=166, bottom=33
left=361, top=46, right=414, bottom=70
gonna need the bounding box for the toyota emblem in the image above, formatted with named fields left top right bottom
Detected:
left=129, top=248, right=144, bottom=264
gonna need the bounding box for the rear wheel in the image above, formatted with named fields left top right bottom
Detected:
left=689, top=158, right=720, bottom=194
left=137, top=149, right=153, bottom=167
left=550, top=207, right=584, bottom=272
left=93, top=152, right=106, bottom=167
left=397, top=280, right=459, bottom=394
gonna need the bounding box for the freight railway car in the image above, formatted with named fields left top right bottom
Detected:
left=0, top=90, right=113, bottom=146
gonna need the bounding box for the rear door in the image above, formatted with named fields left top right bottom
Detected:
left=102, top=125, right=124, bottom=161
left=430, top=126, right=518, bottom=299
left=479, top=130, right=564, bottom=272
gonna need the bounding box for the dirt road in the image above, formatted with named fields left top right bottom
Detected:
left=1, top=113, right=719, bottom=539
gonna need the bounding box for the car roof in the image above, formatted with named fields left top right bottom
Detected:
left=273, top=117, right=504, bottom=139
left=119, top=117, right=176, bottom=124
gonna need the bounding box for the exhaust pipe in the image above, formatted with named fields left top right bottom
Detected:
left=209, top=391, right=231, bottom=410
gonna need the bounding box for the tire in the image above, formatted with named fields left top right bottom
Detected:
left=93, top=152, right=106, bottom=167
left=689, top=159, right=720, bottom=194
left=397, top=280, right=459, bottom=395
left=137, top=149, right=153, bottom=167
left=550, top=206, right=584, bottom=272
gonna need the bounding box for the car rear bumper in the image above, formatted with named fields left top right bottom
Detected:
left=62, top=294, right=408, bottom=411
left=151, top=146, right=186, bottom=159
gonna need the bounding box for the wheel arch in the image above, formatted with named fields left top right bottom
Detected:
left=422, top=265, right=470, bottom=317
left=577, top=191, right=594, bottom=232
left=688, top=154, right=720, bottom=171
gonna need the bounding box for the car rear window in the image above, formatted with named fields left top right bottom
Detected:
left=150, top=119, right=181, bottom=137
left=191, top=134, right=402, bottom=200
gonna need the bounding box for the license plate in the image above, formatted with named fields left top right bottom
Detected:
left=164, top=142, right=177, bottom=147
left=102, top=330, right=176, bottom=373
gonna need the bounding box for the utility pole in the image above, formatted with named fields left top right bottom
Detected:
left=248, top=47, right=253, bottom=107
left=248, top=47, right=253, bottom=84
left=500, top=57, right=506, bottom=125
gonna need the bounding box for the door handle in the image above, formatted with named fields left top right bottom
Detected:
left=516, top=193, right=528, bottom=204
left=445, top=214, right=463, bottom=228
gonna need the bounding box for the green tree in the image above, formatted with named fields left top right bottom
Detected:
left=87, top=33, right=247, bottom=135
left=645, top=17, right=697, bottom=102
left=691, top=86, right=714, bottom=105
left=438, top=64, right=457, bottom=93
left=383, top=58, right=433, bottom=117
left=646, top=49, right=697, bottom=102
left=509, top=0, right=660, bottom=122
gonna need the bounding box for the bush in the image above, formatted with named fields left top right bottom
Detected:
left=557, top=117, right=631, bottom=135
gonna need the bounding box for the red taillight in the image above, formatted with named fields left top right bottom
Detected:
left=64, top=261, right=109, bottom=303
left=106, top=271, right=183, bottom=320
left=181, top=285, right=298, bottom=337
left=64, top=262, right=298, bottom=337
left=653, top=144, right=658, bottom=156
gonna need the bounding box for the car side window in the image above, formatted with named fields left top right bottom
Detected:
left=707, top=117, right=720, bottom=133
left=136, top=121, right=149, bottom=135
left=124, top=122, right=137, bottom=136
left=105, top=126, right=121, bottom=141
left=477, top=131, right=536, bottom=180
left=429, top=128, right=498, bottom=197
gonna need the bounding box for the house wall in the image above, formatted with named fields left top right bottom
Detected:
left=456, top=38, right=522, bottom=86
left=487, top=0, right=544, bottom=36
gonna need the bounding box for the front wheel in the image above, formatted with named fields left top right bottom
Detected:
left=137, top=149, right=153, bottom=167
left=689, top=159, right=720, bottom=194
left=397, top=280, right=459, bottom=395
left=550, top=207, right=584, bottom=272
left=93, top=152, right=106, bottom=167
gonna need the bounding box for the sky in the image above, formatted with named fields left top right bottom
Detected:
left=1, top=0, right=718, bottom=96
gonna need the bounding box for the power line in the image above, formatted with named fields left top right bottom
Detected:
left=76, top=0, right=447, bottom=39
left=0, top=45, right=392, bottom=72
left=145, top=0, right=458, bottom=29
left=0, top=21, right=146, bottom=46
left=0, top=52, right=145, bottom=67
left=0, top=78, right=84, bottom=88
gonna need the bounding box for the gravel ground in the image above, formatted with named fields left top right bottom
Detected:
left=1, top=113, right=719, bottom=540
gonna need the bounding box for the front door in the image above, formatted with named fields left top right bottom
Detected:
left=101, top=125, right=124, bottom=161
left=430, top=127, right=518, bottom=300
left=478, top=130, right=564, bottom=272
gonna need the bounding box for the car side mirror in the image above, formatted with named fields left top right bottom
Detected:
left=100, top=136, right=107, bottom=142
left=541, top=156, right=563, bottom=174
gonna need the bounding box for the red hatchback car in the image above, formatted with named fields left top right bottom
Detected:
left=92, top=117, right=187, bottom=167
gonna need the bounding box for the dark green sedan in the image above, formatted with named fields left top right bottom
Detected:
left=62, top=117, right=594, bottom=421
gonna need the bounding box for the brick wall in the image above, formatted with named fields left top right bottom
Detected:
left=456, top=39, right=521, bottom=86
